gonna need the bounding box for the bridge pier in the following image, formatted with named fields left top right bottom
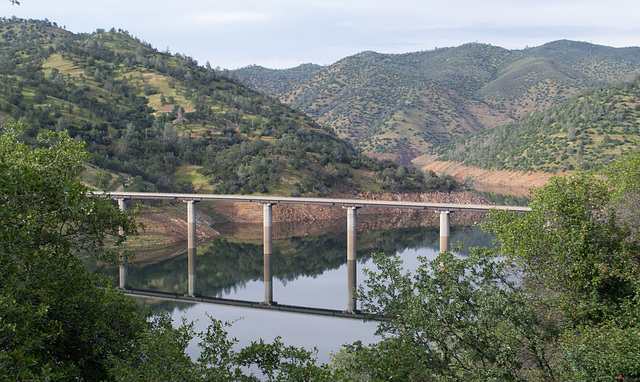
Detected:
left=344, top=206, right=359, bottom=313
left=345, top=206, right=358, bottom=261
left=117, top=198, right=128, bottom=289
left=186, top=200, right=197, bottom=297
left=261, top=203, right=275, bottom=305
left=438, top=210, right=451, bottom=252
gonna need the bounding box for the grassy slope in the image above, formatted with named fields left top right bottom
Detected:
left=1, top=19, right=450, bottom=197
left=233, top=41, right=640, bottom=165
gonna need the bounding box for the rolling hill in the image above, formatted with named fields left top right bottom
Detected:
left=233, top=41, right=640, bottom=164
left=432, top=76, right=640, bottom=173
left=0, top=17, right=458, bottom=197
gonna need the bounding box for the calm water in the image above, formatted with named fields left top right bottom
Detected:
left=96, top=217, right=494, bottom=364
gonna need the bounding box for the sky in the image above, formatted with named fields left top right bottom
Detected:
left=4, top=0, right=640, bottom=70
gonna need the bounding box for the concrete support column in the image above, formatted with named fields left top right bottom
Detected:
left=261, top=203, right=274, bottom=305
left=345, top=206, right=358, bottom=261
left=347, top=259, right=357, bottom=313
left=186, top=200, right=197, bottom=297
left=438, top=210, right=451, bottom=252
left=117, top=198, right=128, bottom=289
left=345, top=206, right=359, bottom=313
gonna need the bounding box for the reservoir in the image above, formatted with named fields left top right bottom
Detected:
left=95, top=211, right=495, bottom=364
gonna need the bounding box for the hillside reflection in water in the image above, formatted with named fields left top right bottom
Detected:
left=97, top=217, right=494, bottom=363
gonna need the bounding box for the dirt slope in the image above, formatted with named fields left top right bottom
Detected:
left=417, top=159, right=559, bottom=189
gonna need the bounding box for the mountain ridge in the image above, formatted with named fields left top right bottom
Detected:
left=233, top=40, right=640, bottom=164
left=0, top=17, right=460, bottom=197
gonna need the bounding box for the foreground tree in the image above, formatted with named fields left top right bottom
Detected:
left=347, top=150, right=640, bottom=381
left=0, top=122, right=329, bottom=381
left=483, top=162, right=640, bottom=380
left=337, top=251, right=557, bottom=381
left=0, top=122, right=143, bottom=380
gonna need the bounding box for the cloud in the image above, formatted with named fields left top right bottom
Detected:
left=186, top=11, right=271, bottom=26
left=9, top=0, right=640, bottom=69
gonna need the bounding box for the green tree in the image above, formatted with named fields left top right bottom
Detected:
left=482, top=165, right=640, bottom=380
left=348, top=150, right=640, bottom=381
left=341, top=251, right=556, bottom=381
left=0, top=121, right=330, bottom=381
left=0, top=122, right=143, bottom=380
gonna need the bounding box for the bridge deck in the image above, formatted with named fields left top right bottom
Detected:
left=94, top=191, right=531, bottom=213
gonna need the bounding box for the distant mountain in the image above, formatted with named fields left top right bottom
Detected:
left=433, top=76, right=640, bottom=173
left=0, top=17, right=458, bottom=196
left=233, top=41, right=640, bottom=164
left=231, top=63, right=324, bottom=96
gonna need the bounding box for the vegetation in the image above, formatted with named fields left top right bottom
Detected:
left=340, top=149, right=640, bottom=380
left=0, top=122, right=143, bottom=380
left=231, top=63, right=325, bottom=95
left=234, top=40, right=640, bottom=162
left=5, top=15, right=639, bottom=382
left=435, top=76, right=640, bottom=172
left=0, top=17, right=458, bottom=195
left=0, top=122, right=336, bottom=380
left=234, top=41, right=640, bottom=163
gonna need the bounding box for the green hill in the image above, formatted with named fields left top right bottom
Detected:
left=0, top=18, right=458, bottom=196
left=231, top=63, right=324, bottom=96
left=233, top=40, right=640, bottom=164
left=434, top=76, right=640, bottom=172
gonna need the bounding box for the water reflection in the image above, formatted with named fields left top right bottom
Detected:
left=96, top=219, right=493, bottom=313
left=97, top=218, right=494, bottom=363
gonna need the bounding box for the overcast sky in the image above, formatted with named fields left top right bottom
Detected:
left=4, top=0, right=640, bottom=69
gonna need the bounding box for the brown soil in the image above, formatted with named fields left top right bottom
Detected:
left=417, top=159, right=559, bottom=189
left=212, top=190, right=490, bottom=223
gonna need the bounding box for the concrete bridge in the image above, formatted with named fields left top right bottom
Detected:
left=96, top=191, right=530, bottom=316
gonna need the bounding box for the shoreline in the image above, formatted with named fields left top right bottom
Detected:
left=418, top=160, right=559, bottom=190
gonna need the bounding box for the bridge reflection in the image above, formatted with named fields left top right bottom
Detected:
left=120, top=278, right=378, bottom=321
left=103, top=191, right=528, bottom=316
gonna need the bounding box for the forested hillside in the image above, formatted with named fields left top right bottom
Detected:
left=0, top=17, right=457, bottom=196
left=231, top=63, right=324, bottom=96
left=233, top=41, right=640, bottom=164
left=434, top=76, right=640, bottom=172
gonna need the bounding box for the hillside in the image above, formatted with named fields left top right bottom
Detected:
left=233, top=41, right=640, bottom=164
left=430, top=76, right=640, bottom=173
left=0, top=18, right=460, bottom=197
left=231, top=63, right=324, bottom=96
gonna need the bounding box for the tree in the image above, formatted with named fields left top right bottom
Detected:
left=481, top=163, right=640, bottom=380
left=0, top=121, right=330, bottom=381
left=0, top=122, right=143, bottom=380
left=342, top=251, right=556, bottom=381
left=162, top=121, right=178, bottom=143
left=348, top=149, right=640, bottom=381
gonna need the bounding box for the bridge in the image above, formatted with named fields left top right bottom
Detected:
left=94, top=191, right=530, bottom=317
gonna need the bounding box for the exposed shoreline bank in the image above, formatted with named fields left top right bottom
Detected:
left=418, top=159, right=559, bottom=191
